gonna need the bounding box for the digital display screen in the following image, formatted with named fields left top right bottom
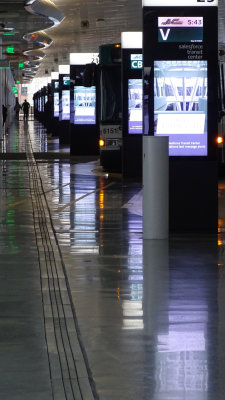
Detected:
left=38, top=98, right=41, bottom=112
left=40, top=97, right=44, bottom=112
left=154, top=60, right=207, bottom=156
left=63, top=76, right=70, bottom=86
left=130, top=54, right=143, bottom=70
left=158, top=17, right=203, bottom=43
left=54, top=81, right=59, bottom=89
left=128, top=79, right=143, bottom=134
left=62, top=90, right=70, bottom=120
left=74, top=86, right=96, bottom=125
left=54, top=92, right=59, bottom=117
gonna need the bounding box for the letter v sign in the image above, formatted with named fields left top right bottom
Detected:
left=159, top=29, right=170, bottom=41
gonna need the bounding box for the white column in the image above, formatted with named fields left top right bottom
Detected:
left=142, top=136, right=169, bottom=239
left=0, top=38, right=3, bottom=137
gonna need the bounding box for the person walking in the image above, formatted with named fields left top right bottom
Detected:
left=2, top=104, right=7, bottom=126
left=21, top=99, right=30, bottom=120
left=14, top=98, right=21, bottom=120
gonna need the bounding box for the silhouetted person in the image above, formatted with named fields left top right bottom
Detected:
left=2, top=105, right=7, bottom=126
left=22, top=99, right=30, bottom=120
left=14, top=98, right=21, bottom=120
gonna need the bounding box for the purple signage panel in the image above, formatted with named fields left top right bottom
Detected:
left=154, top=60, right=208, bottom=156
left=128, top=79, right=143, bottom=134
left=38, top=98, right=41, bottom=112
left=62, top=90, right=70, bottom=120
left=74, top=86, right=96, bottom=125
left=54, top=92, right=59, bottom=117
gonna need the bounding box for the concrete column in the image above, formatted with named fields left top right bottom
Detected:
left=0, top=38, right=3, bottom=137
left=142, top=136, right=169, bottom=239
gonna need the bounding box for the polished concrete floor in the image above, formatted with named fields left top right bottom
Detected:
left=0, top=117, right=224, bottom=399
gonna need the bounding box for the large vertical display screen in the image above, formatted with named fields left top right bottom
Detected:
left=41, top=97, right=44, bottom=112
left=128, top=79, right=143, bottom=134
left=54, top=92, right=59, bottom=117
left=74, top=86, right=96, bottom=124
left=62, top=90, right=70, bottom=120
left=154, top=60, right=207, bottom=156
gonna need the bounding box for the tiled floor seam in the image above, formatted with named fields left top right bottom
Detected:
left=25, top=134, right=95, bottom=400
left=30, top=168, right=83, bottom=400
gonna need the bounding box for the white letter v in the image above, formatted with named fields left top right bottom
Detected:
left=159, top=29, right=170, bottom=41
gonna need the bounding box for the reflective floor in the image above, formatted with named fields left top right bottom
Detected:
left=0, top=118, right=225, bottom=399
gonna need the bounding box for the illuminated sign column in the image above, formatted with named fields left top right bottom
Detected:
left=51, top=72, right=59, bottom=119
left=58, top=65, right=71, bottom=144
left=121, top=32, right=143, bottom=179
left=50, top=72, right=59, bottom=136
left=58, top=65, right=70, bottom=123
left=143, top=0, right=218, bottom=232
left=69, top=53, right=99, bottom=156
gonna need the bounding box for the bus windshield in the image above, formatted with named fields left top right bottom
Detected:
left=100, top=66, right=121, bottom=123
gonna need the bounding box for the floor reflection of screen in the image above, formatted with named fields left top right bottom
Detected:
left=74, top=86, right=96, bottom=124
left=154, top=60, right=208, bottom=156
left=128, top=79, right=143, bottom=134
left=62, top=90, right=70, bottom=120
left=54, top=92, right=59, bottom=117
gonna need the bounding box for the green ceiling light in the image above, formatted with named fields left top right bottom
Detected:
left=6, top=46, right=14, bottom=54
left=12, top=86, right=18, bottom=94
left=18, top=62, right=24, bottom=68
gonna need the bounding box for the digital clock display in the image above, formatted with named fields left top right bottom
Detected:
left=158, top=17, right=203, bottom=43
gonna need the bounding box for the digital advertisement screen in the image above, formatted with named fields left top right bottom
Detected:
left=62, top=90, right=70, bottom=120
left=54, top=92, right=59, bottom=117
left=63, top=76, right=70, bottom=86
left=154, top=60, right=208, bottom=156
left=41, top=97, right=44, bottom=112
left=130, top=54, right=143, bottom=70
left=158, top=17, right=203, bottom=43
left=54, top=81, right=59, bottom=89
left=74, top=86, right=96, bottom=124
left=128, top=79, right=143, bottom=134
left=38, top=98, right=41, bottom=112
